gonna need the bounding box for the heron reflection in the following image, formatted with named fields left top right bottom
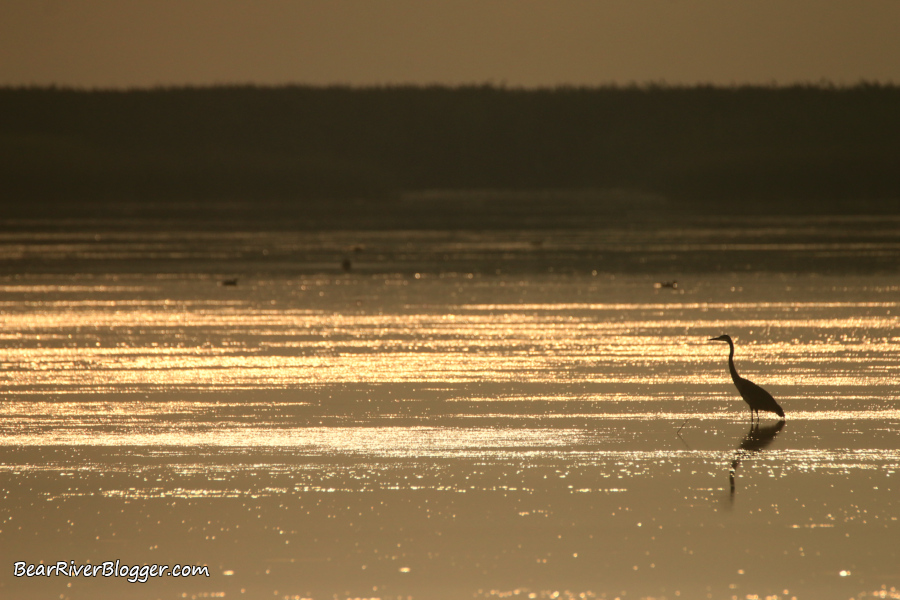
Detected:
left=729, top=420, right=786, bottom=498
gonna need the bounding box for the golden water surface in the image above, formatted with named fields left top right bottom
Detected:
left=0, top=218, right=898, bottom=600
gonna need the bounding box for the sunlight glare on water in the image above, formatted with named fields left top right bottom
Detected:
left=1, top=293, right=897, bottom=392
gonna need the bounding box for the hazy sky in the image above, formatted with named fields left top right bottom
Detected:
left=2, top=1, right=900, bottom=88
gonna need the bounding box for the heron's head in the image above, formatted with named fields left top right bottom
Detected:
left=709, top=334, right=732, bottom=343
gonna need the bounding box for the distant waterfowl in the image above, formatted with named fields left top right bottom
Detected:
left=654, top=280, right=679, bottom=290
left=219, top=278, right=238, bottom=287
left=341, top=258, right=352, bottom=272
left=709, top=334, right=785, bottom=420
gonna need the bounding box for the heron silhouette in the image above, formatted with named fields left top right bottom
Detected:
left=709, top=334, right=785, bottom=420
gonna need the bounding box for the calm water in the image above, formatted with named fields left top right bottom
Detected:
left=1, top=213, right=899, bottom=599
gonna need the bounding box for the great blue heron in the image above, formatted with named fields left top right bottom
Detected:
left=709, top=334, right=785, bottom=420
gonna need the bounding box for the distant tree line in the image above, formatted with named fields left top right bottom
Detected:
left=1, top=84, right=899, bottom=212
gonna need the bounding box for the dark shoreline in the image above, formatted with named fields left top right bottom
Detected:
left=2, top=84, right=899, bottom=217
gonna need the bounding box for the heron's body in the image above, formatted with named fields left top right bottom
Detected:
left=710, top=334, right=785, bottom=419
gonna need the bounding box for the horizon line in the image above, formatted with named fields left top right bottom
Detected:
left=2, top=79, right=899, bottom=94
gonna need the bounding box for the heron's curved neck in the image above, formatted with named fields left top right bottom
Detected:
left=726, top=339, right=740, bottom=382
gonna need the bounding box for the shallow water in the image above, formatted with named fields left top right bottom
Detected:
left=1, top=215, right=899, bottom=599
